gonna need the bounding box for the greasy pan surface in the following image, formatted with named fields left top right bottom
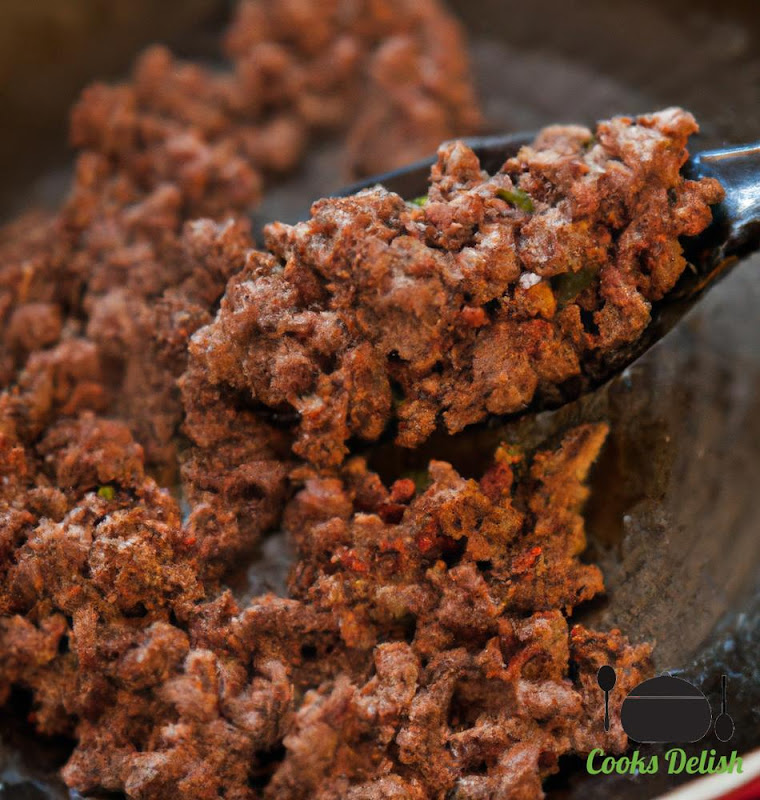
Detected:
left=1, top=0, right=759, bottom=797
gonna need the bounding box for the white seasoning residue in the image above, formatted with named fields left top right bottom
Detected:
left=519, top=271, right=542, bottom=289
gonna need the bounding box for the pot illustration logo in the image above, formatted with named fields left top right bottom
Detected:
left=597, top=668, right=734, bottom=744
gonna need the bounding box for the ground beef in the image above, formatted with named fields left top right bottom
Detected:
left=224, top=0, right=482, bottom=178
left=71, top=0, right=481, bottom=211
left=193, top=108, right=722, bottom=469
left=0, top=2, right=717, bottom=797
left=268, top=424, right=652, bottom=800
left=267, top=625, right=647, bottom=800
left=0, top=0, right=480, bottom=480
left=179, top=359, right=294, bottom=573
left=0, top=408, right=651, bottom=799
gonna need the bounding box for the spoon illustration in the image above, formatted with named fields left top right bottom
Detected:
left=714, top=674, right=734, bottom=742
left=597, top=665, right=617, bottom=732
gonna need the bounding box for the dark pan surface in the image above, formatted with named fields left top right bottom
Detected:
left=2, top=1, right=759, bottom=797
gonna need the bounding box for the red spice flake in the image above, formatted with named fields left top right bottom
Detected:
left=415, top=519, right=440, bottom=555
left=389, top=478, right=416, bottom=505
left=335, top=548, right=370, bottom=574
left=512, top=546, right=543, bottom=573
left=459, top=305, right=488, bottom=327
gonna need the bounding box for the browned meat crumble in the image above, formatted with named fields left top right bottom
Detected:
left=194, top=108, right=722, bottom=468
left=1, top=407, right=651, bottom=799
left=0, top=0, right=480, bottom=479
left=0, top=2, right=723, bottom=798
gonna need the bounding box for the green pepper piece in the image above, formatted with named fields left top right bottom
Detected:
left=551, top=265, right=599, bottom=306
left=496, top=187, right=535, bottom=212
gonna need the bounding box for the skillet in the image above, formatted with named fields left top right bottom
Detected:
left=1, top=0, right=759, bottom=797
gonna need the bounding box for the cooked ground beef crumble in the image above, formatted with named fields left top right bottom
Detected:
left=0, top=0, right=481, bottom=479
left=196, top=108, right=722, bottom=468
left=0, top=1, right=724, bottom=798
left=1, top=411, right=651, bottom=799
